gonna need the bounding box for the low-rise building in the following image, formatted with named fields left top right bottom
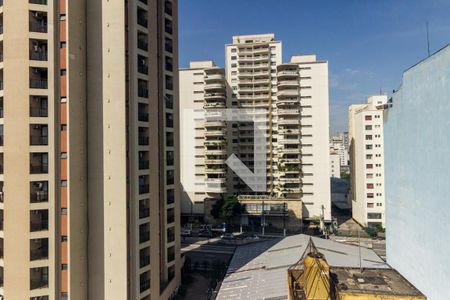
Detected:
left=330, top=150, right=341, bottom=178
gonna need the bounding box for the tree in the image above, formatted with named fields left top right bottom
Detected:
left=210, top=194, right=242, bottom=224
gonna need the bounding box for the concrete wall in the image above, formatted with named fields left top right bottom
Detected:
left=385, top=45, right=450, bottom=300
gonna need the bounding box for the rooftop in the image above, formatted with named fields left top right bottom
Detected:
left=332, top=267, right=426, bottom=298
left=217, top=234, right=388, bottom=300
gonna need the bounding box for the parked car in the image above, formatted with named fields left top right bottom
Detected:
left=220, top=233, right=235, bottom=240
left=198, top=230, right=213, bottom=238
left=181, top=229, right=192, bottom=237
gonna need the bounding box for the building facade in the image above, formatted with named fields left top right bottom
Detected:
left=385, top=45, right=450, bottom=300
left=179, top=61, right=228, bottom=223
left=0, top=1, right=181, bottom=299
left=330, top=151, right=341, bottom=178
left=348, top=96, right=387, bottom=228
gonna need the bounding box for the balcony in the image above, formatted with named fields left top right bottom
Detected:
left=30, top=153, right=48, bottom=174
left=138, top=127, right=149, bottom=145
left=138, top=79, right=149, bottom=98
left=165, top=19, right=173, bottom=35
left=30, top=0, right=48, bottom=4
left=167, top=208, right=175, bottom=224
left=139, top=175, right=149, bottom=194
left=30, top=209, right=48, bottom=232
left=140, top=272, right=150, bottom=293
left=30, top=181, right=48, bottom=203
left=30, top=67, right=48, bottom=89
left=137, top=32, right=148, bottom=51
left=139, top=199, right=150, bottom=219
left=139, top=224, right=150, bottom=243
left=167, top=189, right=174, bottom=204
left=30, top=124, right=48, bottom=145
left=137, top=8, right=148, bottom=28
left=138, top=57, right=148, bottom=75
left=167, top=227, right=175, bottom=243
left=30, top=267, right=48, bottom=290
left=29, top=11, right=48, bottom=33
left=30, top=238, right=48, bottom=261
left=140, top=255, right=150, bottom=268
left=30, top=96, right=48, bottom=117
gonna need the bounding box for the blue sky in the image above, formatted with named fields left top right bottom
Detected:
left=179, top=0, right=450, bottom=134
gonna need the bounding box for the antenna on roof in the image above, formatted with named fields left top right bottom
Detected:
left=426, top=22, right=431, bottom=57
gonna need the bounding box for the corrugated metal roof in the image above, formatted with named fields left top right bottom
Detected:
left=217, top=234, right=388, bottom=300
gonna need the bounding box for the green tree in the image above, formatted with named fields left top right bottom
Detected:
left=210, top=194, right=242, bottom=223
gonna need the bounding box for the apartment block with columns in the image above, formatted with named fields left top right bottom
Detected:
left=179, top=34, right=331, bottom=229
left=179, top=61, right=229, bottom=223
left=0, top=0, right=181, bottom=299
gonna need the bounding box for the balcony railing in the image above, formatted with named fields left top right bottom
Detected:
left=30, top=191, right=48, bottom=203
left=30, top=51, right=48, bottom=61
left=138, top=87, right=148, bottom=98
left=30, top=80, right=48, bottom=89
left=138, top=65, right=148, bottom=75
left=138, top=17, right=148, bottom=28
left=138, top=136, right=149, bottom=145
left=30, top=165, right=48, bottom=174
left=29, top=22, right=47, bottom=33
left=139, top=231, right=150, bottom=243
left=139, top=184, right=149, bottom=194
left=140, top=280, right=150, bottom=293
left=30, top=0, right=48, bottom=4
left=140, top=256, right=150, bottom=268
left=138, top=112, right=149, bottom=122
left=30, top=136, right=48, bottom=146
left=139, top=208, right=150, bottom=219
left=30, top=249, right=48, bottom=261
left=30, top=107, right=48, bottom=117
left=30, top=279, right=48, bottom=290
left=30, top=220, right=48, bottom=232
left=138, top=40, right=148, bottom=51
left=139, top=160, right=149, bottom=170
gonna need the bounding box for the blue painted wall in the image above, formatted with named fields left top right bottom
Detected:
left=384, top=45, right=450, bottom=300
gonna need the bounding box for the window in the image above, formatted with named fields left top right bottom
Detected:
left=365, top=135, right=373, bottom=140
left=366, top=183, right=374, bottom=189
left=366, top=154, right=373, bottom=159
left=367, top=203, right=374, bottom=208
left=367, top=213, right=382, bottom=219
left=366, top=145, right=373, bottom=150
left=367, top=193, right=374, bottom=198
left=365, top=125, right=372, bottom=130
left=365, top=115, right=372, bottom=121
left=366, top=164, right=373, bottom=169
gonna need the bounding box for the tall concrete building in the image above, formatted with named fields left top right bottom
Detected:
left=180, top=61, right=228, bottom=223
left=0, top=1, right=181, bottom=299
left=330, top=132, right=349, bottom=167
left=349, top=95, right=387, bottom=228
left=385, top=45, right=450, bottom=300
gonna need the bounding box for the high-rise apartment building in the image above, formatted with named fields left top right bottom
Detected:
left=179, top=34, right=330, bottom=229
left=330, top=132, right=349, bottom=167
left=385, top=45, right=450, bottom=300
left=349, top=95, right=387, bottom=228
left=180, top=61, right=228, bottom=223
left=0, top=1, right=180, bottom=299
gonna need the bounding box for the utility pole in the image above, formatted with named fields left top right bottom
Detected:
left=426, top=22, right=431, bottom=57
left=283, top=202, right=287, bottom=237
left=358, top=228, right=362, bottom=273
left=261, top=200, right=265, bottom=236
